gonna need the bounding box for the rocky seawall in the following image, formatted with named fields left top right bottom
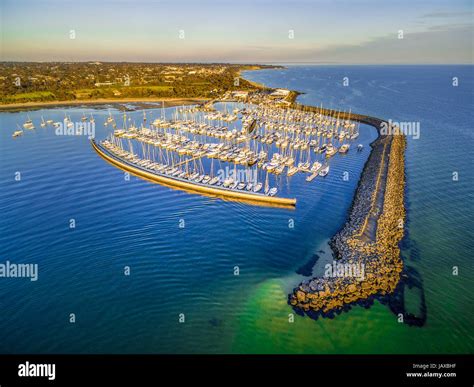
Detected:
left=288, top=106, right=407, bottom=318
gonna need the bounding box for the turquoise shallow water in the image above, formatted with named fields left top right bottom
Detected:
left=0, top=65, right=473, bottom=353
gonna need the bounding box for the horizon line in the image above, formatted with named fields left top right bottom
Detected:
left=1, top=61, right=472, bottom=66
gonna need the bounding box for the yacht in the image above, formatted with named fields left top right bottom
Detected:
left=106, top=112, right=114, bottom=123
left=64, top=115, right=74, bottom=128
left=319, top=165, right=330, bottom=177
left=12, top=126, right=23, bottom=137
left=23, top=116, right=35, bottom=129
left=267, top=187, right=278, bottom=197
left=223, top=178, right=234, bottom=188
left=325, top=144, right=338, bottom=157
left=339, top=144, right=350, bottom=153
left=311, top=161, right=323, bottom=173
left=253, top=182, right=263, bottom=193
left=209, top=177, right=219, bottom=185
left=287, top=166, right=299, bottom=176
left=297, top=162, right=310, bottom=172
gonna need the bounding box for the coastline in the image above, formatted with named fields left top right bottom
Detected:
left=0, top=65, right=281, bottom=112
left=0, top=97, right=210, bottom=112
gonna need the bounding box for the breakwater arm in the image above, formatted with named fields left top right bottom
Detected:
left=288, top=102, right=407, bottom=317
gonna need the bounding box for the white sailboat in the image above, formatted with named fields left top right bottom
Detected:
left=65, top=115, right=74, bottom=128
left=12, top=124, right=23, bottom=137
left=339, top=143, right=350, bottom=153
left=264, top=172, right=270, bottom=195
left=105, top=110, right=114, bottom=126
left=23, top=115, right=35, bottom=129
left=319, top=164, right=330, bottom=177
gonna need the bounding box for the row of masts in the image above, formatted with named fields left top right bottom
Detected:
left=99, top=102, right=364, bottom=198
left=101, top=138, right=273, bottom=195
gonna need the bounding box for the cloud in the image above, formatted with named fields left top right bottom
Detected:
left=282, top=24, right=474, bottom=64
left=420, top=11, right=471, bottom=18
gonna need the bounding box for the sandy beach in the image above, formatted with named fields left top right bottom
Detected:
left=0, top=97, right=211, bottom=112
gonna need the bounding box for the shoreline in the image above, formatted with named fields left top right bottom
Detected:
left=0, top=66, right=277, bottom=112
left=0, top=97, right=211, bottom=112
left=0, top=65, right=281, bottom=112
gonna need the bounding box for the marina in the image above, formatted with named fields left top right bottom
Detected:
left=91, top=139, right=297, bottom=208
left=9, top=87, right=409, bottom=315
left=87, top=94, right=364, bottom=207
left=8, top=87, right=408, bottom=313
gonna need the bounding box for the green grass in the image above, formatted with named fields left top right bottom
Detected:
left=73, top=85, right=173, bottom=93
left=73, top=88, right=96, bottom=94
left=135, top=85, right=173, bottom=91
left=1, top=84, right=194, bottom=104
left=2, top=91, right=56, bottom=103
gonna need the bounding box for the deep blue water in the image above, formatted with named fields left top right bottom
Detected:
left=0, top=65, right=473, bottom=353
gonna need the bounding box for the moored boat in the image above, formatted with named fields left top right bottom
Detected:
left=253, top=182, right=263, bottom=192
left=12, top=125, right=23, bottom=137
left=319, top=164, right=330, bottom=177
left=339, top=144, right=350, bottom=153
left=23, top=116, right=35, bottom=129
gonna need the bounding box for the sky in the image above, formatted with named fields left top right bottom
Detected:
left=1, top=0, right=473, bottom=64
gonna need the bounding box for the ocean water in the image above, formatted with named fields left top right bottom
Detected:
left=0, top=65, right=473, bottom=353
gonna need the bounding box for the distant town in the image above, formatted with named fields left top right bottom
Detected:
left=0, top=63, right=280, bottom=105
